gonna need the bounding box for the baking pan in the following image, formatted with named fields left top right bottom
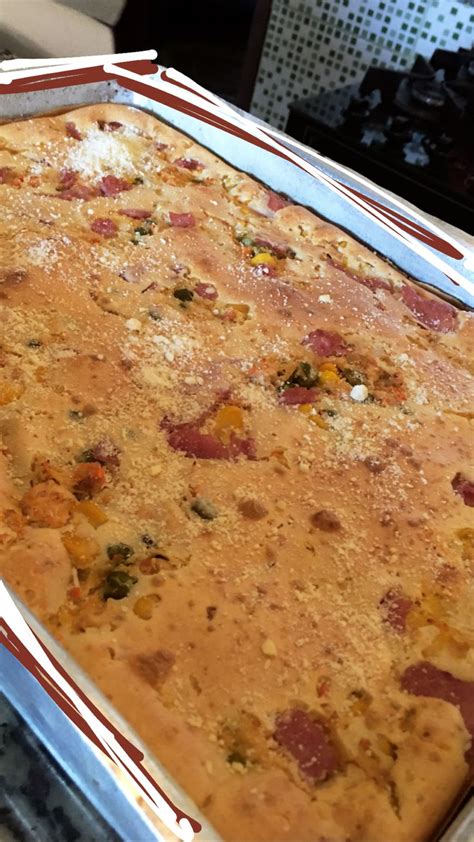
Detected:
left=0, top=70, right=472, bottom=842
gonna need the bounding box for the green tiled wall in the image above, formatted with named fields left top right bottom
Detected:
left=251, top=0, right=474, bottom=127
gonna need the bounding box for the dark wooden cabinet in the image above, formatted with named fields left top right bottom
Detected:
left=114, top=0, right=271, bottom=109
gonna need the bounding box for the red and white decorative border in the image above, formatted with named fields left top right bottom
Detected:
left=0, top=49, right=472, bottom=840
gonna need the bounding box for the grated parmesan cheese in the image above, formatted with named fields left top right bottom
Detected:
left=27, top=240, right=58, bottom=267
left=65, top=127, right=135, bottom=178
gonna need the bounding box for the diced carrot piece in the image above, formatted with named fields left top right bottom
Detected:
left=72, top=463, right=107, bottom=499
left=20, top=481, right=75, bottom=528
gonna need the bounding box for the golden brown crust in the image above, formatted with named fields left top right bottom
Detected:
left=0, top=103, right=473, bottom=842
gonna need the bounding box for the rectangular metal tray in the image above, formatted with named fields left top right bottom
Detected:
left=0, top=71, right=472, bottom=842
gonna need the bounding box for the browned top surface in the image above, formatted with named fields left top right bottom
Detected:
left=0, top=103, right=473, bottom=842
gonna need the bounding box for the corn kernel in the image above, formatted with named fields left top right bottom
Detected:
left=133, top=595, right=159, bottom=620
left=261, top=638, right=277, bottom=657
left=311, top=414, right=328, bottom=429
left=76, top=500, right=108, bottom=527
left=62, top=533, right=100, bottom=568
left=250, top=252, right=277, bottom=267
left=298, top=403, right=313, bottom=415
left=319, top=362, right=338, bottom=373
left=319, top=370, right=340, bottom=386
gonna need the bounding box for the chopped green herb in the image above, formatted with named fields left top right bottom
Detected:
left=237, top=234, right=254, bottom=247
left=227, top=751, right=247, bottom=766
left=69, top=410, right=83, bottom=422
left=103, top=570, right=137, bottom=600
left=107, top=543, right=134, bottom=564
left=141, top=533, right=155, bottom=547
left=133, top=176, right=144, bottom=185
left=77, top=449, right=96, bottom=463
left=173, top=287, right=194, bottom=303
left=132, top=218, right=154, bottom=243
left=148, top=306, right=161, bottom=321
left=27, top=339, right=42, bottom=349
left=134, top=224, right=153, bottom=237
left=191, top=497, right=218, bottom=520
left=340, top=368, right=365, bottom=386
left=284, top=361, right=319, bottom=389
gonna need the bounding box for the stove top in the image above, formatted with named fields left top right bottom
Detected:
left=0, top=693, right=118, bottom=842
left=286, top=47, right=474, bottom=233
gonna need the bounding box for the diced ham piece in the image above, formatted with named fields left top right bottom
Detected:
left=452, top=473, right=474, bottom=507
left=195, top=282, right=218, bottom=300
left=65, top=122, right=82, bottom=140
left=254, top=236, right=292, bottom=259
left=59, top=168, right=77, bottom=190
left=98, top=120, right=123, bottom=132
left=174, top=157, right=202, bottom=171
left=400, top=285, right=457, bottom=333
left=267, top=190, right=290, bottom=212
left=169, top=212, right=195, bottom=228
left=162, top=420, right=256, bottom=460
left=380, top=589, right=412, bottom=633
left=99, top=175, right=132, bottom=197
left=58, top=184, right=98, bottom=201
left=274, top=709, right=340, bottom=782
left=89, top=438, right=121, bottom=471
left=90, top=218, right=118, bottom=238
left=279, top=386, right=318, bottom=405
left=401, top=661, right=474, bottom=763
left=0, top=167, right=14, bottom=184
left=302, top=329, right=348, bottom=357
left=118, top=208, right=152, bottom=219
left=354, top=274, right=393, bottom=293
